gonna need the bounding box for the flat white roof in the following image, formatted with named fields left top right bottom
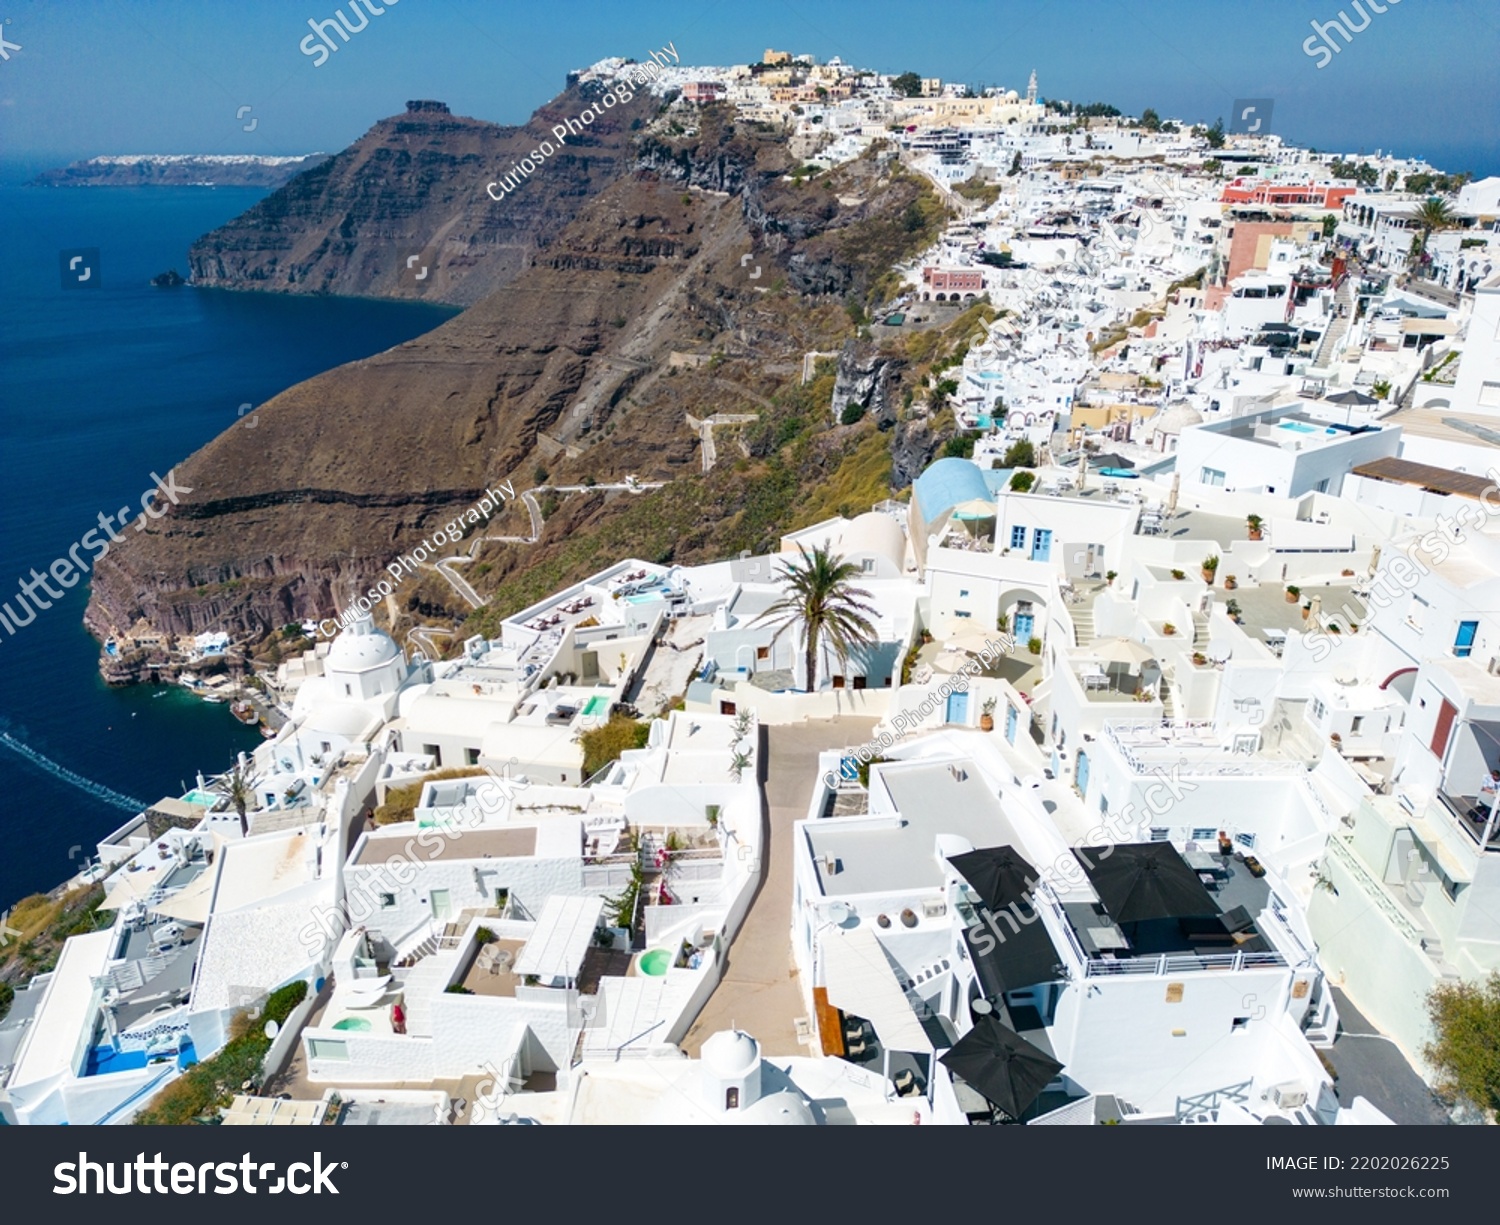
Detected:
left=11, top=929, right=115, bottom=1086
left=512, top=894, right=604, bottom=980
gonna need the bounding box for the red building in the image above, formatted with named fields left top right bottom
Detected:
left=1219, top=178, right=1356, bottom=210
left=921, top=267, right=985, bottom=298
left=682, top=82, right=726, bottom=104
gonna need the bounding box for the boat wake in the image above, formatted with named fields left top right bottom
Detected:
left=0, top=730, right=147, bottom=813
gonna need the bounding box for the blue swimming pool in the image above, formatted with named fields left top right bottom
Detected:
left=1276, top=421, right=1327, bottom=435
left=84, top=1046, right=149, bottom=1077
left=625, top=592, right=663, bottom=605
left=1099, top=468, right=1138, bottom=479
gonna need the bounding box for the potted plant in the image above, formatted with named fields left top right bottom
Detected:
left=980, top=697, right=997, bottom=732
left=1223, top=574, right=1237, bottom=590
left=1027, top=636, right=1042, bottom=655
left=1105, top=570, right=1117, bottom=586
left=1285, top=584, right=1301, bottom=604
left=1163, top=622, right=1177, bottom=636
left=1192, top=651, right=1208, bottom=666
left=1170, top=568, right=1186, bottom=581
left=1341, top=568, right=1355, bottom=577
left=1246, top=514, right=1264, bottom=541
left=1302, top=602, right=1312, bottom=621
left=1329, top=732, right=1342, bottom=747
left=1226, top=599, right=1242, bottom=623
left=1201, top=555, right=1219, bottom=584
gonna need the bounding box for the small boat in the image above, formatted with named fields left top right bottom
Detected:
left=202, top=695, right=225, bottom=704
left=230, top=700, right=258, bottom=725
left=260, top=726, right=278, bottom=738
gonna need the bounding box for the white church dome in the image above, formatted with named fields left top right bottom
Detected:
left=738, top=1090, right=816, bottom=1126
left=701, top=1029, right=760, bottom=1079
left=327, top=610, right=401, bottom=672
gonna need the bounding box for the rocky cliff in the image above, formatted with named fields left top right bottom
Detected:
left=86, top=100, right=949, bottom=651
left=187, top=91, right=655, bottom=307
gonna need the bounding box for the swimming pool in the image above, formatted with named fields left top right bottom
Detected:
left=83, top=1046, right=149, bottom=1077
left=625, top=592, right=662, bottom=605
left=182, top=788, right=219, bottom=807
left=1276, top=421, right=1326, bottom=435
left=636, top=948, right=672, bottom=977
left=582, top=696, right=610, bottom=717
left=333, top=1016, right=373, bottom=1032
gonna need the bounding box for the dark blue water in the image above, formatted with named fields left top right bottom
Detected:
left=0, top=172, right=458, bottom=905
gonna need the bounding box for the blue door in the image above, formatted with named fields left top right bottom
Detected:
left=1076, top=749, right=1090, bottom=797
left=1014, top=612, right=1034, bottom=640
left=1031, top=528, right=1052, bottom=562
left=1005, top=703, right=1019, bottom=743
left=946, top=690, right=969, bottom=724
left=1455, top=620, right=1478, bottom=658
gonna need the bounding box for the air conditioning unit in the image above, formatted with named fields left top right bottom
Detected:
left=922, top=899, right=948, bottom=919
left=1266, top=1082, right=1307, bottom=1109
left=1488, top=656, right=1500, bottom=677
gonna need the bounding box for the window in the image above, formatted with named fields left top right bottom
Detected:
left=1191, top=827, right=1216, bottom=842
left=1235, top=832, right=1256, bottom=849
left=379, top=893, right=396, bottom=908
left=852, top=675, right=867, bottom=690
left=832, top=675, right=846, bottom=689
left=959, top=589, right=970, bottom=598
left=861, top=558, right=876, bottom=574
left=1200, top=467, right=1226, bottom=487
left=1455, top=620, right=1478, bottom=658
left=1315, top=478, right=1329, bottom=493
left=465, top=748, right=480, bottom=766
left=955, top=610, right=972, bottom=618
left=308, top=1039, right=349, bottom=1061
left=1350, top=716, right=1364, bottom=735
left=321, top=741, right=332, bottom=754
left=1149, top=828, right=1170, bottom=842
left=1231, top=1017, right=1251, bottom=1032
left=423, top=744, right=440, bottom=761
left=1310, top=697, right=1326, bottom=723
left=1408, top=594, right=1428, bottom=631
left=756, top=646, right=770, bottom=660
left=1010, top=525, right=1027, bottom=550
left=344, top=683, right=353, bottom=697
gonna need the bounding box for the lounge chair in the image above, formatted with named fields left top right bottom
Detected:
left=893, top=1069, right=917, bottom=1096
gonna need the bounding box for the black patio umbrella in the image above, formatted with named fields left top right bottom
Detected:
left=1076, top=842, right=1219, bottom=924
left=948, top=846, right=1040, bottom=912
left=939, top=1016, right=1064, bottom=1119
left=1325, top=389, right=1377, bottom=406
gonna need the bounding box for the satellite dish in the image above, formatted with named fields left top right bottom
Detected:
left=1207, top=639, right=1233, bottom=665
left=264, top=1019, right=280, bottom=1040
left=828, top=902, right=851, bottom=926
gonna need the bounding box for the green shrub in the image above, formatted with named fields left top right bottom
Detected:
left=1009, top=471, right=1036, bottom=493
left=840, top=402, right=866, bottom=426
left=578, top=715, right=651, bottom=777
left=264, top=979, right=308, bottom=1026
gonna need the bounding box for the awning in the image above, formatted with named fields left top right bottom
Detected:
left=100, top=861, right=174, bottom=911
left=822, top=926, right=932, bottom=1052
left=149, top=867, right=217, bottom=925
left=512, top=894, right=604, bottom=981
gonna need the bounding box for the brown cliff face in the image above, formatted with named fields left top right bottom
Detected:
left=187, top=93, right=655, bottom=307
left=87, top=105, right=943, bottom=649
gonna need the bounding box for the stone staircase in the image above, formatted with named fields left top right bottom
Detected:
left=1312, top=277, right=1356, bottom=368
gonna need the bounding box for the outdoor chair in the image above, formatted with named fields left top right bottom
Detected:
left=893, top=1069, right=918, bottom=1096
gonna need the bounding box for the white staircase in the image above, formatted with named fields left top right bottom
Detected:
left=1071, top=604, right=1096, bottom=647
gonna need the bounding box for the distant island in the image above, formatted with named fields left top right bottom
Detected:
left=29, top=153, right=332, bottom=189
left=150, top=269, right=186, bottom=287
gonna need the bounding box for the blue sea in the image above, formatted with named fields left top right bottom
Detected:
left=0, top=167, right=458, bottom=905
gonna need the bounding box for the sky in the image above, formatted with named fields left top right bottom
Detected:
left=0, top=0, right=1496, bottom=177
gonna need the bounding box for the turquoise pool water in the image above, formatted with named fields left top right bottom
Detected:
left=625, top=592, right=663, bottom=604
left=582, top=696, right=610, bottom=717
left=974, top=415, right=994, bottom=428
left=333, top=1016, right=373, bottom=1032
left=1277, top=421, right=1319, bottom=434
left=182, top=788, right=218, bottom=806
left=638, top=948, right=671, bottom=976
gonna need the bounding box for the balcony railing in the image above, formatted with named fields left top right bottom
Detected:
left=1083, top=950, right=1286, bottom=977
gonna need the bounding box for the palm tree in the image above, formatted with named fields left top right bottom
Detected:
left=757, top=544, right=879, bottom=692
left=227, top=763, right=251, bottom=837
left=1409, top=197, right=1455, bottom=271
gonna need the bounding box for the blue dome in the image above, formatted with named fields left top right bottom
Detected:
left=914, top=457, right=991, bottom=523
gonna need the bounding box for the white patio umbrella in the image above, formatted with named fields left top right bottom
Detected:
left=1167, top=471, right=1180, bottom=515
left=1077, top=450, right=1089, bottom=492
left=1090, top=637, right=1156, bottom=669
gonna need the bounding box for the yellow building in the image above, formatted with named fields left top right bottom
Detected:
left=763, top=49, right=792, bottom=65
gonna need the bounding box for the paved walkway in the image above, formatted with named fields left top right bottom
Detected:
left=1329, top=987, right=1450, bottom=1124
left=680, top=716, right=877, bottom=1057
